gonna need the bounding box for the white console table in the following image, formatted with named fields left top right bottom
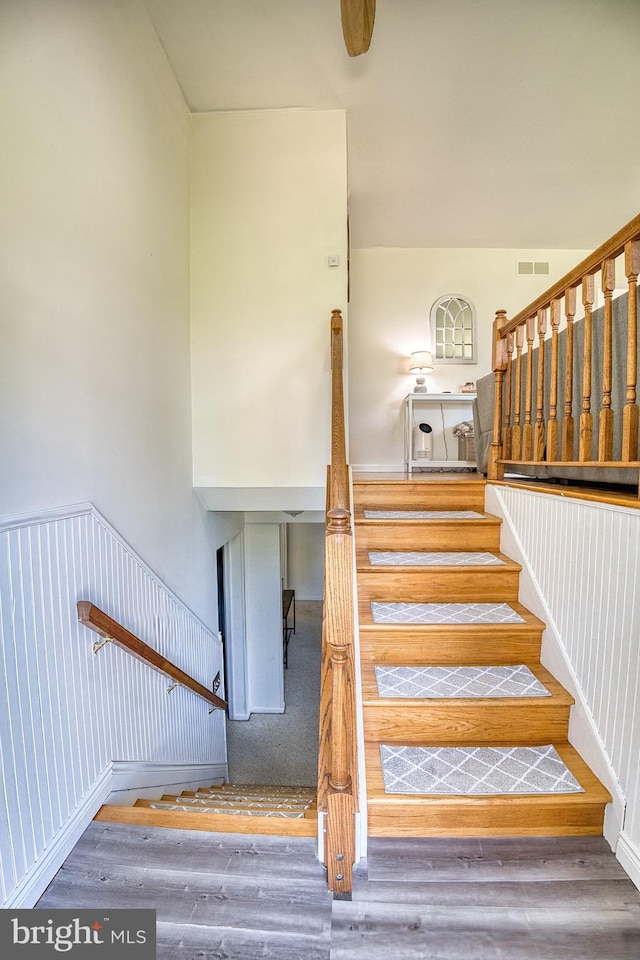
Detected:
left=404, top=393, right=477, bottom=471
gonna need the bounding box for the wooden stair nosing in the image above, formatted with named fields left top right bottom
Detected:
left=94, top=804, right=318, bottom=837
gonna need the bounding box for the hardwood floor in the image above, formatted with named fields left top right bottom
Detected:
left=37, top=823, right=640, bottom=959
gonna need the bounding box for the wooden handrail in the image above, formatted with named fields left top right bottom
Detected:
left=77, top=601, right=227, bottom=711
left=502, top=212, right=640, bottom=336
left=318, top=308, right=358, bottom=894
left=489, top=212, right=640, bottom=496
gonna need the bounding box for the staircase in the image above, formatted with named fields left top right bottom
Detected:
left=96, top=782, right=317, bottom=837
left=353, top=474, right=611, bottom=839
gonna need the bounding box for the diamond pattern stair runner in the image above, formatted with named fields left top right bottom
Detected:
left=146, top=802, right=308, bottom=818
left=380, top=744, right=584, bottom=795
left=169, top=796, right=311, bottom=809
left=369, top=551, right=505, bottom=566
left=371, top=601, right=525, bottom=624
left=375, top=664, right=550, bottom=699
left=363, top=510, right=484, bottom=519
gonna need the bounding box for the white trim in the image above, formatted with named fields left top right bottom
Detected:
left=5, top=765, right=114, bottom=908
left=109, top=761, right=227, bottom=793
left=351, top=463, right=406, bottom=473
left=616, top=831, right=640, bottom=891
left=5, top=761, right=231, bottom=907
left=0, top=501, right=94, bottom=532
left=0, top=501, right=219, bottom=643
left=487, top=485, right=626, bottom=847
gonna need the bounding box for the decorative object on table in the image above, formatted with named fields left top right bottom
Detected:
left=409, top=350, right=433, bottom=393
left=461, top=381, right=475, bottom=393
left=453, top=420, right=476, bottom=462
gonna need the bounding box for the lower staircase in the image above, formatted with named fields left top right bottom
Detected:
left=353, top=474, right=611, bottom=838
left=96, top=782, right=317, bottom=837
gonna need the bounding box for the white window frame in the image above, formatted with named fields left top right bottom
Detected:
left=429, top=294, right=477, bottom=364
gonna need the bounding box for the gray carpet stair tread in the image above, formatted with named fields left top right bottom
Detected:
left=374, top=664, right=550, bottom=699
left=380, top=744, right=584, bottom=795
left=146, top=801, right=307, bottom=817
left=371, top=601, right=525, bottom=625
left=363, top=510, right=485, bottom=519
left=368, top=550, right=505, bottom=566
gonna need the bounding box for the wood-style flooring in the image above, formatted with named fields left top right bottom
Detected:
left=37, top=823, right=640, bottom=959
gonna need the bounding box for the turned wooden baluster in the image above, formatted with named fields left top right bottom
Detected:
left=523, top=315, right=536, bottom=460
left=547, top=299, right=561, bottom=461
left=562, top=287, right=577, bottom=460
left=488, top=310, right=508, bottom=480
left=622, top=240, right=640, bottom=461
left=598, top=258, right=616, bottom=461
left=534, top=307, right=547, bottom=461
left=579, top=275, right=595, bottom=461
left=512, top=325, right=524, bottom=460
left=503, top=330, right=514, bottom=460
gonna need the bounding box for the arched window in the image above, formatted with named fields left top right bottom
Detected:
left=430, top=294, right=476, bottom=363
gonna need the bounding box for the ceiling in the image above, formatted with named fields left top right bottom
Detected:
left=143, top=0, right=640, bottom=250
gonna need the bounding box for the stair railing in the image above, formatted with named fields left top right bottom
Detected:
left=318, top=309, right=358, bottom=894
left=489, top=212, right=640, bottom=497
left=78, top=601, right=227, bottom=711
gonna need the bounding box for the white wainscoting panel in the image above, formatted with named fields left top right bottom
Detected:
left=493, top=486, right=640, bottom=879
left=0, top=504, right=226, bottom=906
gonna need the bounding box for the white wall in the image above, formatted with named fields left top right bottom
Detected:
left=489, top=485, right=640, bottom=889
left=287, top=523, right=324, bottom=600
left=347, top=247, right=591, bottom=470
left=0, top=505, right=226, bottom=908
left=0, top=0, right=217, bottom=627
left=243, top=523, right=284, bottom=714
left=190, top=108, right=348, bottom=509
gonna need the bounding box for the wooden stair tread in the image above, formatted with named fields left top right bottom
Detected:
left=360, top=661, right=572, bottom=704
left=95, top=804, right=317, bottom=837
left=355, top=546, right=519, bottom=572
left=364, top=741, right=611, bottom=805
left=160, top=794, right=316, bottom=809
left=354, top=509, right=500, bottom=525
left=352, top=476, right=610, bottom=841
left=358, top=599, right=544, bottom=630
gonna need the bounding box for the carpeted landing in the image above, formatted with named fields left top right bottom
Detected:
left=380, top=744, right=584, bottom=796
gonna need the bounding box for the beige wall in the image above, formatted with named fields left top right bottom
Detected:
left=190, top=109, right=348, bottom=508
left=0, top=0, right=217, bottom=626
left=347, top=247, right=591, bottom=470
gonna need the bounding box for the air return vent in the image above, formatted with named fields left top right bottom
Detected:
left=517, top=260, right=550, bottom=276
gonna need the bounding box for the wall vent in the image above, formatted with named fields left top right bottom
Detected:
left=517, top=260, right=550, bottom=276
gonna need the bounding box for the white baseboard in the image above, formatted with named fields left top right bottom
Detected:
left=5, top=761, right=229, bottom=908
left=616, top=831, right=640, bottom=891
left=106, top=760, right=228, bottom=804
left=7, top=766, right=114, bottom=908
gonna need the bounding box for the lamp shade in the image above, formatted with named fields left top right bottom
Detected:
left=409, top=350, right=433, bottom=373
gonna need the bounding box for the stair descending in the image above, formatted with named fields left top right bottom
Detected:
left=96, top=783, right=318, bottom=837
left=353, top=475, right=611, bottom=838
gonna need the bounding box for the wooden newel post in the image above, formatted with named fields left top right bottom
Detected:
left=488, top=310, right=508, bottom=480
